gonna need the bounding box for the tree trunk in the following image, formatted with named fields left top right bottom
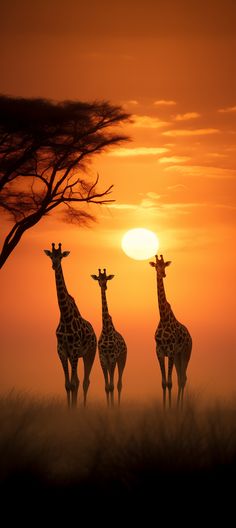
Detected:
left=0, top=211, right=43, bottom=269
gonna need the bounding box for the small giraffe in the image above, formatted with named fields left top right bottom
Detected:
left=150, top=254, right=192, bottom=408
left=91, top=269, right=127, bottom=406
left=44, top=243, right=96, bottom=408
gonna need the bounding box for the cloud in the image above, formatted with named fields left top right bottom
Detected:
left=163, top=128, right=219, bottom=137
left=218, top=106, right=236, bottom=113
left=157, top=202, right=205, bottom=212
left=107, top=203, right=136, bottom=210
left=108, top=147, right=169, bottom=157
left=164, top=165, right=235, bottom=179
left=167, top=184, right=187, bottom=191
left=126, top=100, right=139, bottom=105
left=207, top=152, right=227, bottom=158
left=109, top=199, right=235, bottom=214
left=146, top=191, right=162, bottom=199
left=106, top=194, right=236, bottom=231
left=159, top=156, right=191, bottom=164
left=139, top=199, right=157, bottom=208
left=154, top=100, right=177, bottom=106
left=108, top=198, right=207, bottom=217
left=133, top=115, right=168, bottom=128
left=174, top=112, right=201, bottom=121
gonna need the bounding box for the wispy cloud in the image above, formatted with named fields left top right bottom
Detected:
left=108, top=198, right=207, bottom=216
left=164, top=165, right=235, bottom=179
left=208, top=152, right=227, bottom=158
left=107, top=203, right=136, bottom=210
left=109, top=198, right=235, bottom=214
left=133, top=115, right=168, bottom=128
left=126, top=100, right=139, bottom=105
left=106, top=193, right=236, bottom=229
left=174, top=112, right=201, bottom=121
left=163, top=128, right=219, bottom=137
left=218, top=105, right=236, bottom=113
left=108, top=147, right=169, bottom=157
left=159, top=156, right=191, bottom=164
left=167, top=184, right=187, bottom=191
left=154, top=100, right=177, bottom=106
left=146, top=191, right=162, bottom=199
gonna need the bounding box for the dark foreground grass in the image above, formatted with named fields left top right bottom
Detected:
left=0, top=393, right=235, bottom=517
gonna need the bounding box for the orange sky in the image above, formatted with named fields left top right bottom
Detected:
left=0, top=0, right=236, bottom=403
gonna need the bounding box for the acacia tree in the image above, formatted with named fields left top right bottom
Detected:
left=0, top=95, right=130, bottom=268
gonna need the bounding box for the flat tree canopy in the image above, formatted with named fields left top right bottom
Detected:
left=0, top=95, right=130, bottom=268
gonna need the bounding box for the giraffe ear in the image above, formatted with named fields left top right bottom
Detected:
left=107, top=274, right=114, bottom=280
left=165, top=261, right=171, bottom=267
left=44, top=250, right=51, bottom=257
left=149, top=261, right=155, bottom=267
left=62, top=251, right=70, bottom=258
left=91, top=275, right=99, bottom=280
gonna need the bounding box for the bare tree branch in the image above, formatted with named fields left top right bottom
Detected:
left=0, top=95, right=131, bottom=268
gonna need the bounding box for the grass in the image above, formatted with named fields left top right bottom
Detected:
left=0, top=392, right=235, bottom=515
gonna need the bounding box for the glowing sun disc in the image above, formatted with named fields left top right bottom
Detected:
left=121, top=228, right=159, bottom=260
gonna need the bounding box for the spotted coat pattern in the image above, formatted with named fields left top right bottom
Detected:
left=150, top=255, right=192, bottom=407
left=45, top=244, right=96, bottom=407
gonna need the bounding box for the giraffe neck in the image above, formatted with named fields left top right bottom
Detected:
left=157, top=274, right=172, bottom=320
left=54, top=264, right=79, bottom=318
left=101, top=288, right=114, bottom=332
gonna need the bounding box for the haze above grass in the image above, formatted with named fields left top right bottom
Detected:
left=1, top=392, right=235, bottom=496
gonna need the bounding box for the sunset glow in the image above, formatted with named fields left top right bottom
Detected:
left=121, top=228, right=159, bottom=260
left=0, top=0, right=235, bottom=403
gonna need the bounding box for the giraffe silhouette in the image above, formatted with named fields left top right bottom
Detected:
left=150, top=254, right=192, bottom=408
left=91, top=269, right=127, bottom=406
left=44, top=243, right=96, bottom=408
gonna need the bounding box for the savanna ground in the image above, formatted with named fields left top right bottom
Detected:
left=0, top=392, right=235, bottom=519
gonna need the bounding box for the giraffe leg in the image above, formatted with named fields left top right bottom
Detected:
left=175, top=354, right=187, bottom=409
left=157, top=354, right=167, bottom=409
left=174, top=354, right=182, bottom=409
left=82, top=344, right=96, bottom=407
left=177, top=386, right=184, bottom=409
left=180, top=345, right=191, bottom=408
left=180, top=373, right=187, bottom=409
left=58, top=346, right=71, bottom=408
left=167, top=356, right=174, bottom=408
left=177, top=387, right=181, bottom=408
left=70, top=360, right=79, bottom=408
left=117, top=351, right=127, bottom=406
left=175, top=353, right=189, bottom=409
left=109, top=363, right=116, bottom=408
left=101, top=365, right=110, bottom=407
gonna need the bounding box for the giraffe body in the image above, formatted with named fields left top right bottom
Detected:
left=150, top=255, right=192, bottom=408
left=98, top=326, right=126, bottom=368
left=56, top=296, right=95, bottom=361
left=44, top=243, right=96, bottom=407
left=92, top=269, right=127, bottom=406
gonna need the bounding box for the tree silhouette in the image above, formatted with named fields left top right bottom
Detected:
left=0, top=95, right=130, bottom=268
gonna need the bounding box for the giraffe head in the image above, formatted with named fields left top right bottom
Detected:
left=44, top=243, right=70, bottom=270
left=91, top=269, right=114, bottom=290
left=149, top=254, right=171, bottom=278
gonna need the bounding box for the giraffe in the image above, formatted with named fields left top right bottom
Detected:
left=149, top=254, right=192, bottom=408
left=91, top=269, right=127, bottom=406
left=44, top=243, right=96, bottom=408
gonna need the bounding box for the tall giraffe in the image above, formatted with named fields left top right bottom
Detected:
left=150, top=254, right=192, bottom=408
left=44, top=243, right=96, bottom=407
left=91, top=269, right=127, bottom=406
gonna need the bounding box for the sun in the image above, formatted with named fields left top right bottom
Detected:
left=121, top=228, right=159, bottom=260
